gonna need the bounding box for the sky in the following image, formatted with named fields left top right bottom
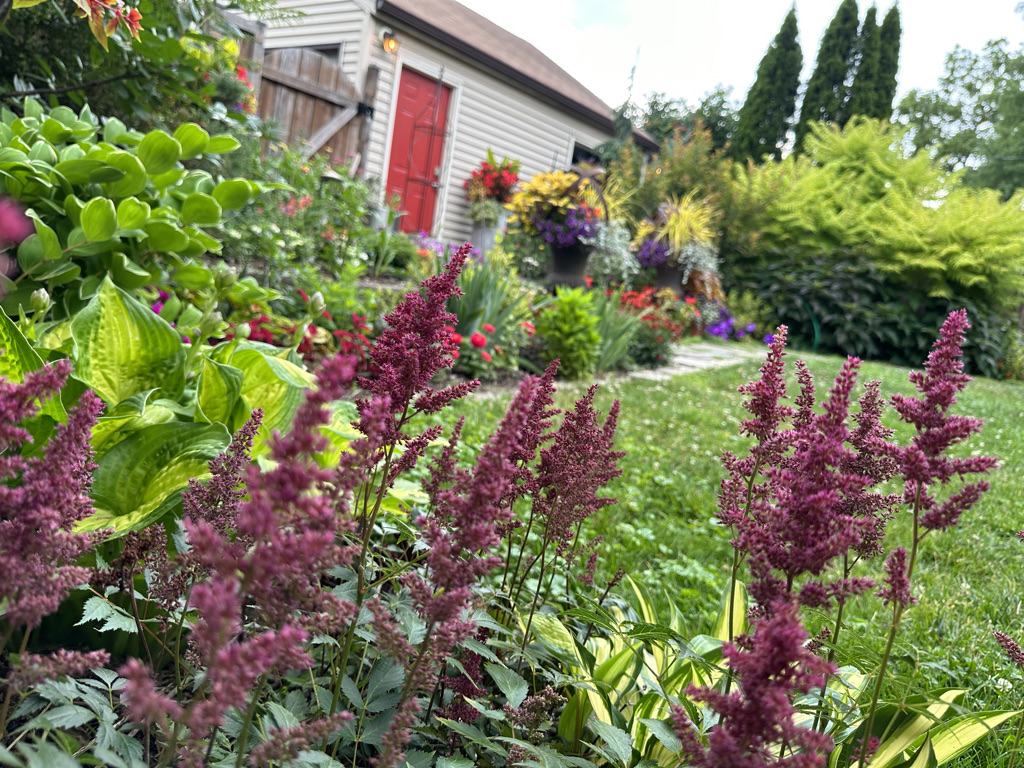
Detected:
left=455, top=0, right=1024, bottom=111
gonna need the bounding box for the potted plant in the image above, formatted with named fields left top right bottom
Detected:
left=632, top=190, right=719, bottom=298
left=508, top=166, right=604, bottom=288
left=464, top=150, right=519, bottom=256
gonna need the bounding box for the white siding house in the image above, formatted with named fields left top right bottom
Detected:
left=262, top=0, right=657, bottom=243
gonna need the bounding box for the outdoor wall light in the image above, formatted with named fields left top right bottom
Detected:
left=381, top=30, right=400, bottom=55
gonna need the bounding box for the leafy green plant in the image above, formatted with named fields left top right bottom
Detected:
left=0, top=98, right=263, bottom=320
left=535, top=287, right=602, bottom=379
left=593, top=290, right=642, bottom=373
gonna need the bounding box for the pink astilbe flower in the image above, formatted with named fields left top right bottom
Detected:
left=673, top=604, right=833, bottom=768
left=532, top=385, right=624, bottom=560
left=248, top=711, right=354, bottom=767
left=8, top=649, right=111, bottom=690
left=891, top=309, right=997, bottom=531
left=877, top=547, right=915, bottom=609
left=0, top=362, right=105, bottom=635
left=121, top=356, right=362, bottom=762
left=995, top=631, right=1024, bottom=671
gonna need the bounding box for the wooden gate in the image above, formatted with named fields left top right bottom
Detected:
left=258, top=49, right=363, bottom=161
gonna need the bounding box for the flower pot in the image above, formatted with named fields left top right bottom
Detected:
left=549, top=242, right=590, bottom=289
left=654, top=262, right=683, bottom=298
left=469, top=208, right=509, bottom=258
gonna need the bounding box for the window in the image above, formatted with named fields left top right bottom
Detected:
left=571, top=142, right=599, bottom=166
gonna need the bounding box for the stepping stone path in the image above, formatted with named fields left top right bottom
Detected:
left=629, top=341, right=765, bottom=381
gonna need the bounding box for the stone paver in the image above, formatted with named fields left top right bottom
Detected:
left=628, top=341, right=764, bottom=381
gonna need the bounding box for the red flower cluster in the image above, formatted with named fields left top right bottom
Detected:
left=618, top=288, right=685, bottom=341
left=445, top=324, right=499, bottom=364
left=464, top=158, right=519, bottom=203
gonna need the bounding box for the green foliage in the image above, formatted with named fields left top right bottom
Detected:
left=896, top=40, right=1022, bottom=174
left=877, top=4, right=902, bottom=119
left=729, top=6, right=803, bottom=162
left=535, top=287, right=601, bottom=379
left=795, top=0, right=861, bottom=150
left=847, top=5, right=882, bottom=119
left=727, top=118, right=1024, bottom=323
left=220, top=142, right=372, bottom=284
left=0, top=98, right=261, bottom=320
left=593, top=290, right=642, bottom=372
left=445, top=256, right=536, bottom=379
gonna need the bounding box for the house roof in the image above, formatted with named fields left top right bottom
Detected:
left=375, top=0, right=658, bottom=152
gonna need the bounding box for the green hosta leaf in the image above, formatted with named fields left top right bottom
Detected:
left=587, top=718, right=633, bottom=766
left=173, top=123, right=209, bottom=159
left=485, top=663, right=528, bottom=708
left=527, top=612, right=582, bottom=668
left=913, top=710, right=1020, bottom=766
left=0, top=310, right=65, bottom=422
left=16, top=234, right=44, bottom=274
left=180, top=192, right=222, bottom=226
left=212, top=178, right=253, bottom=210
left=865, top=689, right=967, bottom=768
left=196, top=357, right=243, bottom=424
left=892, top=737, right=937, bottom=768
left=230, top=347, right=313, bottom=452
left=101, top=151, right=148, bottom=197
left=80, top=421, right=231, bottom=534
left=137, top=130, right=181, bottom=175
left=102, top=117, right=127, bottom=144
left=81, top=198, right=117, bottom=242
left=173, top=264, right=213, bottom=291
left=206, top=134, right=241, bottom=154
left=712, top=578, right=748, bottom=643
left=116, top=197, right=151, bottom=230
left=70, top=276, right=186, bottom=404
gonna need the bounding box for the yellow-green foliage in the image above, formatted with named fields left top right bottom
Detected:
left=731, top=118, right=1024, bottom=306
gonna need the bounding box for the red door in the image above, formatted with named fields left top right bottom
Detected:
left=386, top=67, right=451, bottom=234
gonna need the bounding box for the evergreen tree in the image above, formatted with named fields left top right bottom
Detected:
left=794, top=0, right=861, bottom=151
left=729, top=6, right=803, bottom=162
left=847, top=5, right=881, bottom=120
left=876, top=3, right=902, bottom=119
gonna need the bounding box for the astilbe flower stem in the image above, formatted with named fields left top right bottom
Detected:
left=995, top=632, right=1024, bottom=768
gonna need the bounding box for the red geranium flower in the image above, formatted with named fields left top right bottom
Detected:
left=483, top=323, right=495, bottom=333
left=470, top=332, right=486, bottom=348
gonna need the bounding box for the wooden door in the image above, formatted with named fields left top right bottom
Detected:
left=386, top=67, right=451, bottom=234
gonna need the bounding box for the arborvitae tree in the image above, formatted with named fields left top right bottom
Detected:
left=729, top=6, right=803, bottom=162
left=794, top=0, right=861, bottom=151
left=847, top=5, right=881, bottom=120
left=876, top=3, right=902, bottom=119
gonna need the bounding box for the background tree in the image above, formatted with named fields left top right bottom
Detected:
left=876, top=3, right=901, bottom=118
left=896, top=40, right=1018, bottom=173
left=729, top=7, right=803, bottom=163
left=847, top=5, right=881, bottom=119
left=794, top=0, right=861, bottom=150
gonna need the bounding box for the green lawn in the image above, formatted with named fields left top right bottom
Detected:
left=429, top=346, right=1024, bottom=766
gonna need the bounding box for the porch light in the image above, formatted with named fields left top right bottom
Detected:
left=382, top=31, right=400, bottom=55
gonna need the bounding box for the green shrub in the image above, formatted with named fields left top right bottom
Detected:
left=535, top=286, right=601, bottom=379
left=0, top=97, right=261, bottom=320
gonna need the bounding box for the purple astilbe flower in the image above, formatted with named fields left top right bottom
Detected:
left=532, top=386, right=624, bottom=561
left=890, top=309, right=997, bottom=532
left=121, top=356, right=363, bottom=762
left=877, top=547, right=916, bottom=609
left=995, top=631, right=1024, bottom=671
left=0, top=362, right=105, bottom=637
left=673, top=603, right=833, bottom=767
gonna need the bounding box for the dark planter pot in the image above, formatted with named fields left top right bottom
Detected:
left=549, top=242, right=590, bottom=289
left=653, top=262, right=683, bottom=298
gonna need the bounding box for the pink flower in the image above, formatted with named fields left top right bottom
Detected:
left=450, top=332, right=463, bottom=345
left=0, top=197, right=33, bottom=247
left=470, top=332, right=486, bottom=348
left=483, top=323, right=495, bottom=333
left=480, top=351, right=492, bottom=362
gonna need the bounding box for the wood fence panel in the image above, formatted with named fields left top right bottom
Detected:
left=258, top=48, right=363, bottom=162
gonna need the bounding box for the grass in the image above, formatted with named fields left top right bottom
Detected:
left=425, top=344, right=1024, bottom=766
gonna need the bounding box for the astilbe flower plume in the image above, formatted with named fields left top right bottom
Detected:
left=672, top=603, right=833, bottom=768
left=0, top=363, right=106, bottom=661
left=890, top=309, right=997, bottom=531
left=120, top=356, right=363, bottom=766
